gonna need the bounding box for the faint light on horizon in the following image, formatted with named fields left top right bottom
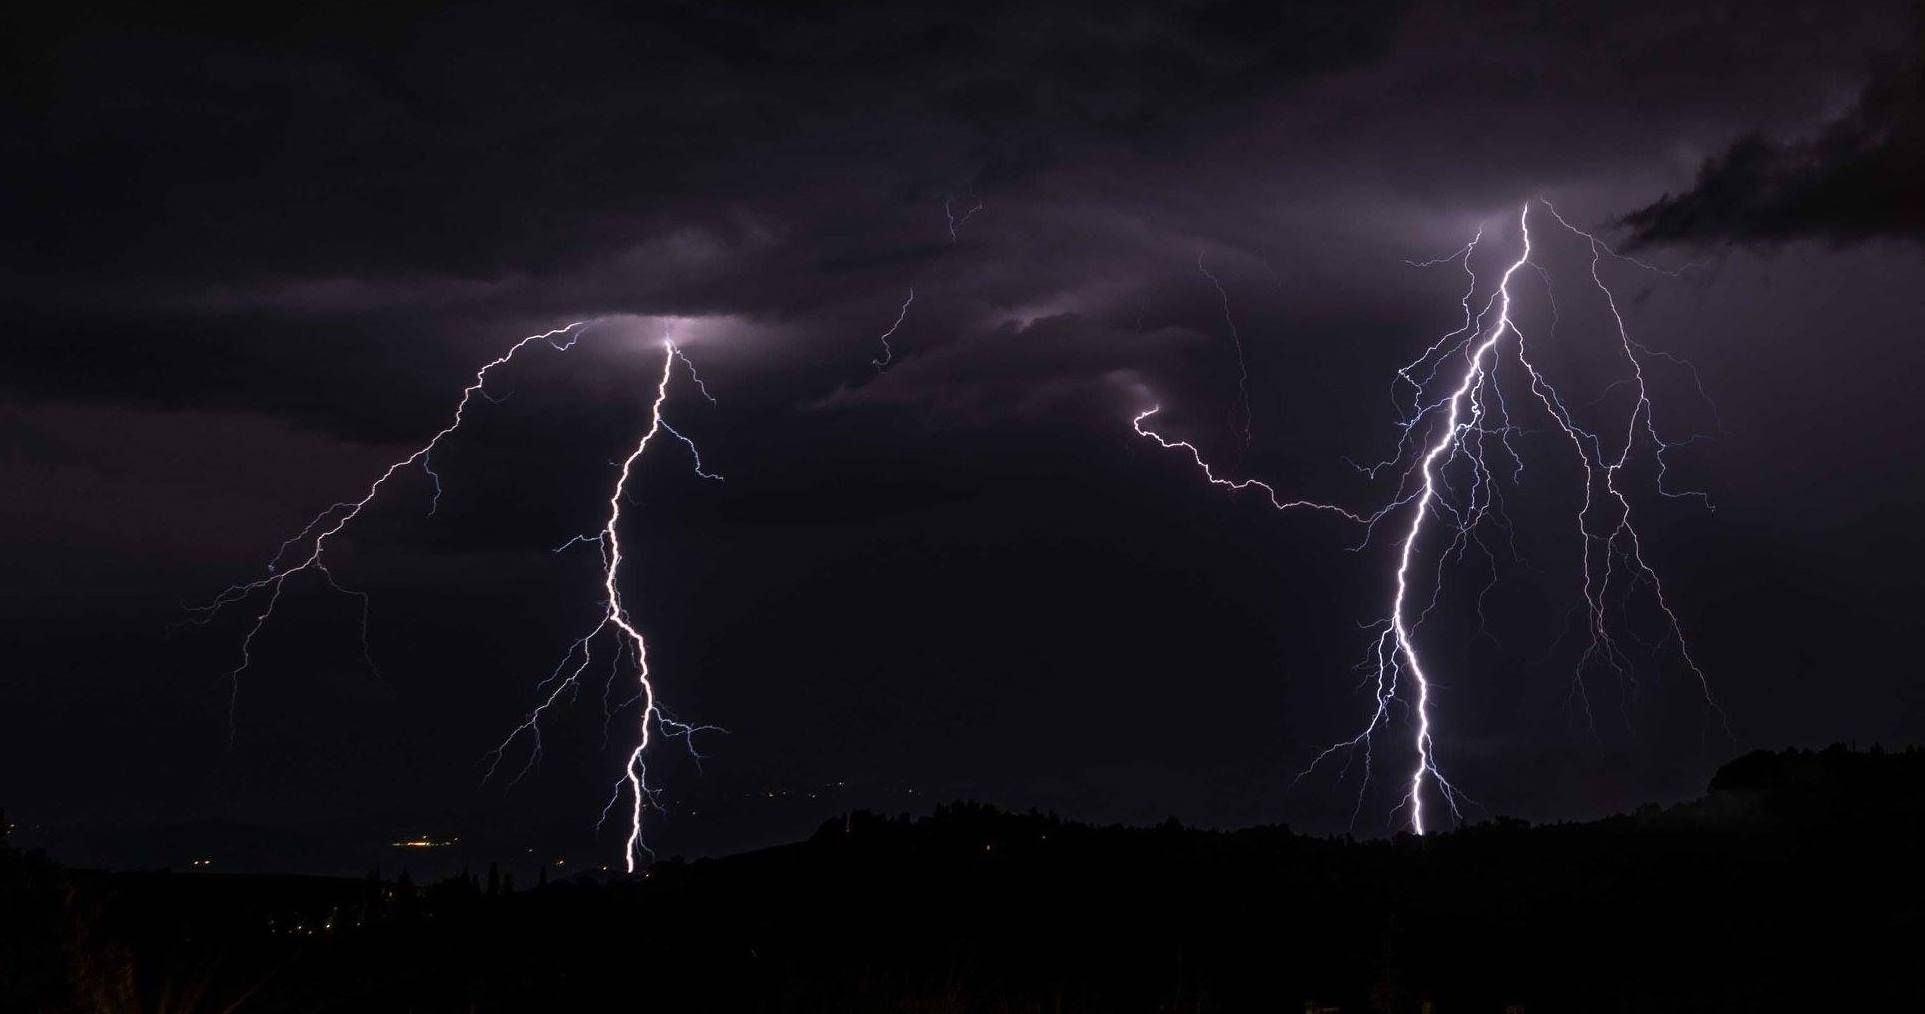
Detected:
left=390, top=836, right=460, bottom=849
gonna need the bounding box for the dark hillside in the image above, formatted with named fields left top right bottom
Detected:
left=5, top=746, right=1921, bottom=1012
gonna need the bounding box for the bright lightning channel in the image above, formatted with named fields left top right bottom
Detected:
left=195, top=323, right=722, bottom=871
left=487, top=340, right=723, bottom=872
left=1135, top=201, right=1720, bottom=834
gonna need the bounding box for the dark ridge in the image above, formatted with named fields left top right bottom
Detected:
left=5, top=746, right=1922, bottom=1012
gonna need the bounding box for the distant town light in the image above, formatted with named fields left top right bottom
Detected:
left=389, top=835, right=459, bottom=848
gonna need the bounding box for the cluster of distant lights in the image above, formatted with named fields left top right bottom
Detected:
left=268, top=915, right=345, bottom=937
left=389, top=835, right=460, bottom=849
left=163, top=783, right=920, bottom=874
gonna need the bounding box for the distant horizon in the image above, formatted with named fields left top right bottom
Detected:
left=11, top=741, right=1907, bottom=880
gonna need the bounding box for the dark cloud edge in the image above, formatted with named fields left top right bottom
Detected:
left=1620, top=21, right=1925, bottom=249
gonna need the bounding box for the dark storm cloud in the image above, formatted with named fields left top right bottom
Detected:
left=1622, top=15, right=1925, bottom=247
left=812, top=311, right=1194, bottom=427
left=2, top=0, right=1901, bottom=440
left=1, top=0, right=1406, bottom=284
left=0, top=0, right=1407, bottom=439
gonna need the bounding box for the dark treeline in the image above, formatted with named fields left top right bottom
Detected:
left=4, top=745, right=1922, bottom=1012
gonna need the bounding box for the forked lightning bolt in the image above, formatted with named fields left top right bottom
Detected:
left=487, top=340, right=722, bottom=872
left=1136, top=201, right=1720, bottom=834
left=195, top=323, right=721, bottom=870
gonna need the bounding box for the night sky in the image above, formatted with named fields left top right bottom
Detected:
left=5, top=1, right=1924, bottom=871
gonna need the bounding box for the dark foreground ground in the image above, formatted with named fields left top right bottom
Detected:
left=4, top=746, right=1921, bottom=1012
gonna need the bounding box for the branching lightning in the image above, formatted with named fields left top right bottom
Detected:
left=486, top=341, right=723, bottom=872
left=191, top=191, right=1717, bottom=858
left=1137, top=201, right=1721, bottom=834
left=195, top=323, right=722, bottom=870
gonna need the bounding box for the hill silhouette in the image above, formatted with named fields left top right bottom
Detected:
left=5, top=745, right=1921, bottom=1012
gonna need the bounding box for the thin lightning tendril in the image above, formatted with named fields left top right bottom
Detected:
left=945, top=195, right=984, bottom=243
left=1197, top=252, right=1255, bottom=447
left=1139, top=201, right=1721, bottom=834
left=871, top=288, right=916, bottom=370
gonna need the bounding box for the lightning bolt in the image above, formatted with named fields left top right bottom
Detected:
left=1137, top=201, right=1721, bottom=834
left=196, top=323, right=722, bottom=871
left=870, top=288, right=916, bottom=370
left=485, top=340, right=722, bottom=872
